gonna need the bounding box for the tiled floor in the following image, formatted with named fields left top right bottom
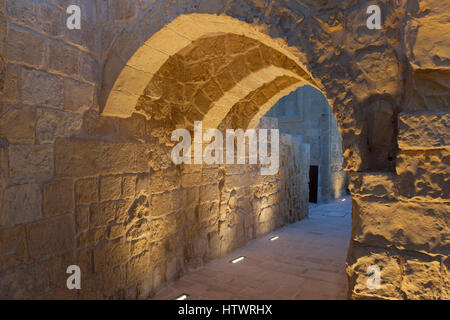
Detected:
left=152, top=196, right=352, bottom=300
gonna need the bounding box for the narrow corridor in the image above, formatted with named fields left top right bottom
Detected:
left=152, top=197, right=352, bottom=300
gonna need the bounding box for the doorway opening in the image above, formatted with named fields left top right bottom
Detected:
left=309, top=165, right=319, bottom=203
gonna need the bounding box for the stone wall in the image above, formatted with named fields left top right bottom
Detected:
left=266, top=85, right=348, bottom=202
left=0, top=0, right=448, bottom=299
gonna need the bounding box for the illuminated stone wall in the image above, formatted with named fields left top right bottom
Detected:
left=0, top=0, right=448, bottom=299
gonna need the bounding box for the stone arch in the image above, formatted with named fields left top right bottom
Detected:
left=101, top=14, right=323, bottom=128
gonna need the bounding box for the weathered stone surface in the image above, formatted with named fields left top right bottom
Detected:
left=0, top=104, right=36, bottom=144
left=90, top=201, right=118, bottom=228
left=0, top=264, right=34, bottom=299
left=55, top=138, right=149, bottom=177
left=6, top=26, right=44, bottom=67
left=396, top=149, right=450, bottom=202
left=26, top=214, right=75, bottom=260
left=48, top=41, right=79, bottom=76
left=1, top=183, right=41, bottom=227
left=405, top=0, right=450, bottom=69
left=401, top=258, right=442, bottom=299
left=398, top=112, right=450, bottom=150
left=21, top=68, right=63, bottom=107
left=100, top=175, right=121, bottom=202
left=1, top=0, right=448, bottom=300
left=0, top=63, right=19, bottom=101
left=36, top=108, right=82, bottom=144
left=349, top=173, right=397, bottom=200
left=0, top=225, right=27, bottom=271
left=122, top=175, right=137, bottom=199
left=127, top=251, right=151, bottom=284
left=93, top=239, right=129, bottom=272
left=151, top=189, right=182, bottom=217
left=347, top=245, right=403, bottom=299
left=352, top=197, right=449, bottom=254
left=80, top=53, right=98, bottom=83
left=8, top=144, right=53, bottom=180
left=63, top=79, right=95, bottom=114
left=75, top=205, right=89, bottom=232
left=149, top=167, right=181, bottom=193
left=77, top=227, right=106, bottom=248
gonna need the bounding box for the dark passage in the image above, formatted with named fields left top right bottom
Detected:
left=309, top=165, right=319, bottom=203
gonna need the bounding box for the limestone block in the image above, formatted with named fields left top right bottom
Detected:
left=182, top=187, right=199, bottom=208
left=122, top=175, right=137, bottom=199
left=349, top=172, right=397, bottom=200
left=126, top=218, right=151, bottom=241
left=42, top=179, right=74, bottom=217
left=80, top=53, right=98, bottom=83
left=8, top=144, right=53, bottom=181
left=36, top=107, right=82, bottom=144
left=55, top=138, right=149, bottom=177
left=131, top=238, right=149, bottom=257
left=21, top=68, right=64, bottom=107
left=75, top=177, right=98, bottom=204
left=75, top=206, right=89, bottom=232
left=77, top=248, right=93, bottom=278
left=126, top=251, right=151, bottom=284
left=150, top=214, right=179, bottom=242
left=398, top=112, right=450, bottom=150
left=6, top=26, right=44, bottom=67
left=63, top=79, right=95, bottom=114
left=77, top=276, right=102, bottom=300
left=181, top=171, right=202, bottom=188
left=1, top=183, right=41, bottom=227
left=0, top=225, right=27, bottom=271
left=102, top=265, right=126, bottom=297
left=90, top=201, right=117, bottom=228
left=93, top=239, right=129, bottom=272
left=0, top=103, right=36, bottom=144
left=32, top=250, right=75, bottom=293
left=135, top=173, right=150, bottom=196
left=352, top=197, right=449, bottom=254
left=198, top=201, right=219, bottom=223
left=396, top=149, right=449, bottom=202
left=100, top=175, right=121, bottom=202
left=405, top=0, right=450, bottom=69
left=26, top=214, right=75, bottom=260
left=77, top=227, right=106, bottom=248
left=64, top=20, right=99, bottom=53
left=0, top=63, right=19, bottom=101
left=347, top=245, right=403, bottom=299
left=151, top=189, right=182, bottom=217
left=150, top=240, right=167, bottom=265
left=107, top=223, right=126, bottom=240
left=149, top=167, right=181, bottom=193
left=48, top=41, right=79, bottom=76
left=401, top=258, right=442, bottom=299
left=200, top=183, right=220, bottom=202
